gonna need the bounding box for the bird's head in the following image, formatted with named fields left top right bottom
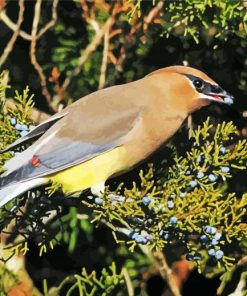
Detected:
left=148, top=66, right=234, bottom=114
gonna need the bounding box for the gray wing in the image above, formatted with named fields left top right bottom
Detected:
left=0, top=96, right=142, bottom=187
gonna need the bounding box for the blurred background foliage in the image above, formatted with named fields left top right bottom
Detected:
left=0, top=0, right=247, bottom=295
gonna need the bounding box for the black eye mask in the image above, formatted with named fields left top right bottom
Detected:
left=183, top=73, right=234, bottom=105
left=184, top=74, right=223, bottom=95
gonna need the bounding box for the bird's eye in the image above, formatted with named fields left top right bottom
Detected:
left=194, top=79, right=204, bottom=89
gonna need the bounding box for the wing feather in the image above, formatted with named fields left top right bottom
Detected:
left=1, top=87, right=143, bottom=187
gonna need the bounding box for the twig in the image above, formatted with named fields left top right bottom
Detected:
left=0, top=0, right=6, bottom=12
left=1, top=70, right=49, bottom=123
left=0, top=70, right=9, bottom=102
left=123, top=267, right=134, bottom=296
left=187, top=115, right=193, bottom=139
left=98, top=25, right=110, bottom=89
left=153, top=251, right=181, bottom=296
left=0, top=0, right=59, bottom=41
left=228, top=271, right=247, bottom=296
left=101, top=219, right=132, bottom=234
left=62, top=17, right=113, bottom=92
left=30, top=0, right=53, bottom=110
left=0, top=9, right=31, bottom=41
left=80, top=0, right=100, bottom=32
left=136, top=244, right=181, bottom=295
left=48, top=275, right=75, bottom=294
left=86, top=18, right=100, bottom=33
left=113, top=16, right=141, bottom=76
left=37, top=0, right=59, bottom=39
left=0, top=0, right=25, bottom=68
left=112, top=1, right=163, bottom=77
left=143, top=0, right=164, bottom=31
left=237, top=255, right=247, bottom=266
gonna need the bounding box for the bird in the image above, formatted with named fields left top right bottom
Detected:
left=0, top=66, right=234, bottom=207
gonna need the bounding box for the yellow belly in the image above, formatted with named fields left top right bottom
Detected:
left=46, top=147, right=130, bottom=195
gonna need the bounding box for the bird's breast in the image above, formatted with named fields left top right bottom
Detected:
left=125, top=111, right=185, bottom=163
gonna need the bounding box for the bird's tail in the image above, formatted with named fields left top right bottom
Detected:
left=0, top=178, right=46, bottom=208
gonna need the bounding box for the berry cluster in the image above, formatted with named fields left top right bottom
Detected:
left=129, top=231, right=153, bottom=244
left=93, top=193, right=225, bottom=263
left=208, top=249, right=224, bottom=260
left=188, top=169, right=218, bottom=186
left=200, top=225, right=224, bottom=261
left=10, top=117, right=34, bottom=137
left=186, top=147, right=230, bottom=189
left=158, top=216, right=184, bottom=242
left=126, top=196, right=154, bottom=245
left=184, top=226, right=224, bottom=262
left=93, top=194, right=126, bottom=206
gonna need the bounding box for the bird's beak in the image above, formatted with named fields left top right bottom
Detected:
left=205, top=90, right=234, bottom=105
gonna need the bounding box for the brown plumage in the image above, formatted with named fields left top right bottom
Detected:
left=0, top=66, right=234, bottom=206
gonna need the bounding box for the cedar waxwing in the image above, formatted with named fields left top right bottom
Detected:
left=0, top=66, right=234, bottom=207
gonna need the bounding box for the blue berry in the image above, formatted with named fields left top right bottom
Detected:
left=214, top=232, right=222, bottom=241
left=208, top=248, right=216, bottom=256
left=20, top=124, right=28, bottom=131
left=219, top=147, right=226, bottom=154
left=15, top=123, right=22, bottom=131
left=204, top=225, right=211, bottom=233
left=134, top=235, right=143, bottom=243
left=200, top=234, right=210, bottom=244
left=129, top=231, right=138, bottom=239
left=10, top=117, right=16, bottom=125
left=142, top=196, right=151, bottom=206
left=40, top=196, right=52, bottom=205
left=215, top=250, right=224, bottom=260
left=193, top=252, right=202, bottom=260
left=95, top=197, right=103, bottom=205
left=20, top=130, right=29, bottom=137
left=141, top=237, right=148, bottom=244
left=197, top=172, right=204, bottom=179
left=221, top=166, right=230, bottom=173
left=170, top=216, right=178, bottom=224
left=163, top=233, right=170, bottom=240
left=135, top=235, right=147, bottom=244
left=211, top=239, right=219, bottom=246
left=204, top=225, right=217, bottom=235
left=167, top=200, right=174, bottom=209
left=186, top=254, right=194, bottom=261
left=180, top=192, right=186, bottom=198
left=190, top=180, right=197, bottom=188
left=208, top=174, right=217, bottom=182
left=185, top=170, right=191, bottom=175
left=146, top=234, right=153, bottom=241
left=210, top=227, right=217, bottom=235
